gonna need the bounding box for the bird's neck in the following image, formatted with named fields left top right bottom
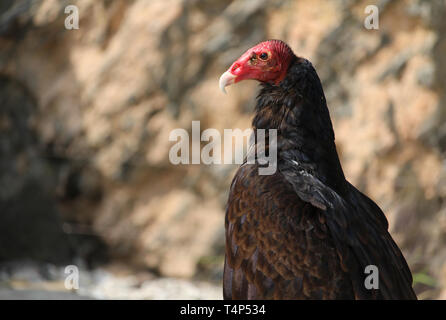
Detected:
left=252, top=57, right=347, bottom=191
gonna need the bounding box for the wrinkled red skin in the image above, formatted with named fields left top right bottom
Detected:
left=227, top=40, right=295, bottom=85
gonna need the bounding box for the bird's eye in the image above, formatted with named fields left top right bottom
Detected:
left=259, top=52, right=268, bottom=60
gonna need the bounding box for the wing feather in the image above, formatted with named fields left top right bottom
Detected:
left=224, top=164, right=355, bottom=299
left=279, top=160, right=417, bottom=299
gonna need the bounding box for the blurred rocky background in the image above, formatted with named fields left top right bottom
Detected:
left=0, top=0, right=445, bottom=299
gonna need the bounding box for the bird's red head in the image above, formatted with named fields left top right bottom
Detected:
left=219, top=40, right=295, bottom=93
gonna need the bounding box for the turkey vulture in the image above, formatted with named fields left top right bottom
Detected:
left=219, top=40, right=416, bottom=300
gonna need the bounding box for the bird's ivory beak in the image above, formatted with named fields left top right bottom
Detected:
left=219, top=71, right=237, bottom=94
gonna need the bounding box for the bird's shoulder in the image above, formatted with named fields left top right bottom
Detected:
left=279, top=159, right=416, bottom=299
left=227, top=160, right=416, bottom=299
left=225, top=163, right=353, bottom=299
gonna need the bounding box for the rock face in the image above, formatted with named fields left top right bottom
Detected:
left=0, top=0, right=445, bottom=298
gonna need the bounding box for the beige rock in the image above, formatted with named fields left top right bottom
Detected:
left=1, top=0, right=445, bottom=299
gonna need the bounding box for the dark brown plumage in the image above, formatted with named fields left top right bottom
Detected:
left=221, top=40, right=416, bottom=300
